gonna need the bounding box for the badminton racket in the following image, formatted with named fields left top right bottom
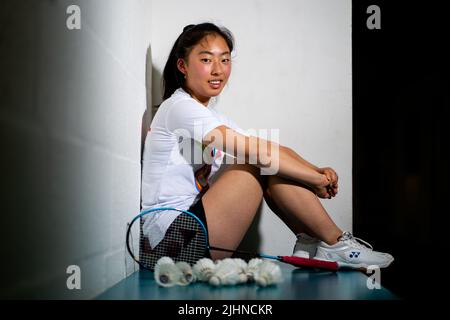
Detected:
left=126, top=207, right=339, bottom=272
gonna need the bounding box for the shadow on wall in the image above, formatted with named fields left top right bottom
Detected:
left=152, top=63, right=164, bottom=109
left=140, top=46, right=163, bottom=211
left=141, top=45, right=162, bottom=159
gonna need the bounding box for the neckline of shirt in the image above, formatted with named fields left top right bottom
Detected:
left=177, top=87, right=219, bottom=109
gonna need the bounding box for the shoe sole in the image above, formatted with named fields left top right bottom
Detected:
left=314, top=257, right=394, bottom=270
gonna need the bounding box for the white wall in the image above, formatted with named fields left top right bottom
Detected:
left=0, top=0, right=151, bottom=298
left=150, top=0, right=352, bottom=255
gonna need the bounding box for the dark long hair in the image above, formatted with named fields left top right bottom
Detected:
left=162, top=23, right=234, bottom=101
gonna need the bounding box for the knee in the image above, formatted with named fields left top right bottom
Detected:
left=225, top=164, right=262, bottom=183
left=231, top=163, right=259, bottom=174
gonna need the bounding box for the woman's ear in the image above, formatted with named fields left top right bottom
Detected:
left=176, top=58, right=187, bottom=76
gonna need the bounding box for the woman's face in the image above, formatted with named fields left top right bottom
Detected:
left=177, top=34, right=232, bottom=106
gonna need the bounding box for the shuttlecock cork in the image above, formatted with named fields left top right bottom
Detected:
left=175, top=261, right=195, bottom=286
left=154, top=257, right=183, bottom=287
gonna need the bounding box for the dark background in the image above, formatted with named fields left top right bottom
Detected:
left=353, top=1, right=449, bottom=299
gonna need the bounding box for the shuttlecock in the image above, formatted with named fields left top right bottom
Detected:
left=246, top=258, right=263, bottom=282
left=231, top=258, right=248, bottom=284
left=193, top=258, right=216, bottom=282
left=175, top=261, right=195, bottom=286
left=154, top=256, right=182, bottom=287
left=254, top=260, right=283, bottom=287
left=209, top=258, right=243, bottom=286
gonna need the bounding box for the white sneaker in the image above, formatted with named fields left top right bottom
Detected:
left=314, top=231, right=394, bottom=269
left=292, top=233, right=320, bottom=258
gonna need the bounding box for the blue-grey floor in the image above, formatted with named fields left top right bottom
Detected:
left=97, top=262, right=397, bottom=300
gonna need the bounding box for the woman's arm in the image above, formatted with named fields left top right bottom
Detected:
left=283, top=147, right=339, bottom=197
left=203, top=125, right=332, bottom=196
left=283, top=146, right=319, bottom=171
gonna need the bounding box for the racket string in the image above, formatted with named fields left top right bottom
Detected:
left=138, top=212, right=208, bottom=271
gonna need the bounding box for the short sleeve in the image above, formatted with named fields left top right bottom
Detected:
left=165, top=99, right=225, bottom=143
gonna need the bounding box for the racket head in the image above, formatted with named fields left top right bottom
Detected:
left=126, top=207, right=209, bottom=271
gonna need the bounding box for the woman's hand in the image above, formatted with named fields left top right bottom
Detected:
left=317, top=167, right=339, bottom=198
left=311, top=175, right=333, bottom=198
left=308, top=173, right=332, bottom=199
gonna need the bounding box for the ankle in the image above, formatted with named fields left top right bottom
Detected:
left=322, top=230, right=343, bottom=246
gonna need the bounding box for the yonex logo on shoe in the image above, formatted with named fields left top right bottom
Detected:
left=349, top=251, right=360, bottom=258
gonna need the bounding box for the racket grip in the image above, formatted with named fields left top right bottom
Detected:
left=279, top=256, right=339, bottom=271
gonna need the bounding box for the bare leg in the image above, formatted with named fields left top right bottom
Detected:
left=264, top=175, right=342, bottom=245
left=202, top=164, right=264, bottom=260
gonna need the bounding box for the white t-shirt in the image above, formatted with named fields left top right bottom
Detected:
left=141, top=88, right=248, bottom=248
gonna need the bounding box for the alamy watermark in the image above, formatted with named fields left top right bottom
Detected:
left=366, top=265, right=381, bottom=290
left=66, top=265, right=81, bottom=290
left=367, top=5, right=381, bottom=30
left=66, top=5, right=81, bottom=30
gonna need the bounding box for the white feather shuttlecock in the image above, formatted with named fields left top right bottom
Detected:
left=246, top=258, right=263, bottom=282
left=175, top=261, right=195, bottom=286
left=254, top=260, right=283, bottom=287
left=209, top=258, right=243, bottom=286
left=231, top=258, right=248, bottom=284
left=193, top=258, right=216, bottom=282
left=154, top=257, right=182, bottom=287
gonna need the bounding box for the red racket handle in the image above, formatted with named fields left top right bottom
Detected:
left=279, top=255, right=339, bottom=271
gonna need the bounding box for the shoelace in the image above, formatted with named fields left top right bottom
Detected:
left=339, top=231, right=373, bottom=250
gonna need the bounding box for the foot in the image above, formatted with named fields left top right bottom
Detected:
left=314, top=231, right=394, bottom=269
left=292, top=233, right=320, bottom=258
